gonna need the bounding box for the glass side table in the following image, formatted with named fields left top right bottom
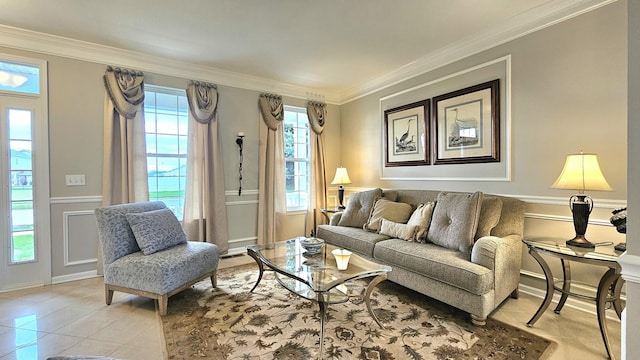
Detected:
left=523, top=237, right=624, bottom=360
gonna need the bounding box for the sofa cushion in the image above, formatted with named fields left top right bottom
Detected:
left=338, top=188, right=383, bottom=228
left=126, top=208, right=187, bottom=255
left=379, top=219, right=418, bottom=241
left=374, top=239, right=493, bottom=295
left=474, top=197, right=503, bottom=240
left=364, top=198, right=413, bottom=232
left=427, top=191, right=483, bottom=255
left=406, top=202, right=435, bottom=242
left=317, top=225, right=390, bottom=258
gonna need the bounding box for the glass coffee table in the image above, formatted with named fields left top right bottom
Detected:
left=246, top=237, right=391, bottom=358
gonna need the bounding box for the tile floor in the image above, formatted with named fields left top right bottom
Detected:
left=0, top=254, right=621, bottom=360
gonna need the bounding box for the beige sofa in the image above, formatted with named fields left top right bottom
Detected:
left=316, top=189, right=525, bottom=325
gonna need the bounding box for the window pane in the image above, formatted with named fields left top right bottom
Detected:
left=0, top=61, right=40, bottom=95
left=156, top=134, right=179, bottom=154
left=12, top=231, right=35, bottom=262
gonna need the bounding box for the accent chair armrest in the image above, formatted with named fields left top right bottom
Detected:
left=471, top=234, right=523, bottom=303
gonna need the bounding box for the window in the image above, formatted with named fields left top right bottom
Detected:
left=144, top=86, right=189, bottom=220
left=0, top=61, right=40, bottom=95
left=284, top=106, right=310, bottom=212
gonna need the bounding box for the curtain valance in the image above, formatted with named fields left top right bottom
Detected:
left=103, top=66, right=144, bottom=119
left=306, top=101, right=326, bottom=135
left=259, top=93, right=284, bottom=130
left=186, top=81, right=218, bottom=124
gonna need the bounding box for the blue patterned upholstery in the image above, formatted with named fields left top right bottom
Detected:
left=95, top=201, right=219, bottom=315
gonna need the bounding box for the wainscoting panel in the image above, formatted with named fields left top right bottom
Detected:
left=63, top=210, right=98, bottom=266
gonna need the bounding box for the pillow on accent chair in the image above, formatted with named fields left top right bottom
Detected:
left=427, top=192, right=483, bottom=255
left=406, top=202, right=436, bottom=242
left=379, top=218, right=418, bottom=241
left=337, top=188, right=383, bottom=228
left=363, top=198, right=413, bottom=232
left=474, top=197, right=503, bottom=240
left=126, top=208, right=187, bottom=255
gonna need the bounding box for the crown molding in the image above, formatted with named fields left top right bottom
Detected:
left=338, top=0, right=618, bottom=103
left=0, top=24, right=342, bottom=104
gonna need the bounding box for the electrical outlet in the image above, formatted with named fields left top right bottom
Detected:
left=65, top=174, right=86, bottom=186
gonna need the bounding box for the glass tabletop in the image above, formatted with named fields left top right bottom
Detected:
left=523, top=237, right=622, bottom=263
left=246, top=237, right=391, bottom=293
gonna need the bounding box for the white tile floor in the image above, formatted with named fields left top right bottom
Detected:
left=0, top=254, right=622, bottom=360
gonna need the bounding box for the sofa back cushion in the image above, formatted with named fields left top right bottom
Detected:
left=95, top=201, right=167, bottom=265
left=126, top=208, right=187, bottom=255
left=363, top=198, right=413, bottom=232
left=427, top=191, right=483, bottom=255
left=338, top=188, right=383, bottom=228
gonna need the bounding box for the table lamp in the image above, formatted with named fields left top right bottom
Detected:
left=331, top=167, right=352, bottom=210
left=551, top=151, right=612, bottom=248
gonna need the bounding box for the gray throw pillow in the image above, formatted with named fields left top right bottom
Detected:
left=427, top=192, right=483, bottom=255
left=363, top=198, right=413, bottom=232
left=338, top=188, right=383, bottom=228
left=474, top=197, right=503, bottom=240
left=126, top=208, right=187, bottom=255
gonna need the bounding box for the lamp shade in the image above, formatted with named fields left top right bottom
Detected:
left=551, top=152, right=612, bottom=193
left=331, top=167, right=352, bottom=185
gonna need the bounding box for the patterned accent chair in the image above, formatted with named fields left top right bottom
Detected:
left=95, top=201, right=219, bottom=315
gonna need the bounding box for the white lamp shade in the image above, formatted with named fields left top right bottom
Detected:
left=331, top=167, right=352, bottom=185
left=551, top=153, right=612, bottom=192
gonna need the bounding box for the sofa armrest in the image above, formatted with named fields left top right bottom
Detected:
left=471, top=235, right=522, bottom=303
left=329, top=212, right=343, bottom=225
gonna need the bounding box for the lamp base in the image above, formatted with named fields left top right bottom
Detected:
left=566, top=235, right=595, bottom=248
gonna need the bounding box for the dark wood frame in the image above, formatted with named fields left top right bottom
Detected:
left=384, top=100, right=430, bottom=167
left=432, top=79, right=500, bottom=165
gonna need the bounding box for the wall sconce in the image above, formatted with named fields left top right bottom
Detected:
left=236, top=132, right=245, bottom=196
left=551, top=151, right=612, bottom=248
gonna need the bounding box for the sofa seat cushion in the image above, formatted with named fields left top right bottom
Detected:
left=317, top=225, right=390, bottom=258
left=373, top=239, right=493, bottom=295
left=104, top=241, right=219, bottom=295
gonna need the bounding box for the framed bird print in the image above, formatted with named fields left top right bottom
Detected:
left=384, top=99, right=430, bottom=167
left=432, top=79, right=500, bottom=165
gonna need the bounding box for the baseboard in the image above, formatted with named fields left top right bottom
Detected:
left=221, top=247, right=248, bottom=258
left=52, top=270, right=100, bottom=284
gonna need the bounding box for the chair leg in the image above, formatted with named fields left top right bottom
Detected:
left=211, top=270, right=217, bottom=288
left=105, top=285, right=114, bottom=305
left=158, top=295, right=168, bottom=316
left=471, top=314, right=486, bottom=326
left=511, top=288, right=520, bottom=299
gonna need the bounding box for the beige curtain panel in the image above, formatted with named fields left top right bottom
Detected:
left=183, top=81, right=229, bottom=253
left=307, top=101, right=328, bottom=230
left=257, top=93, right=286, bottom=245
left=99, top=66, right=149, bottom=274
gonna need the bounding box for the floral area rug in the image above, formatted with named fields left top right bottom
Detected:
left=162, top=264, right=554, bottom=360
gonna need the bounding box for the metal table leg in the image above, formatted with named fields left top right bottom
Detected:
left=527, top=249, right=555, bottom=327
left=364, top=274, right=387, bottom=329
left=318, top=301, right=327, bottom=360
left=246, top=249, right=265, bottom=293
left=554, top=259, right=571, bottom=314
left=597, top=268, right=620, bottom=360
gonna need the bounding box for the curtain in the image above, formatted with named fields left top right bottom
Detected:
left=307, top=101, right=328, bottom=230
left=257, top=93, right=286, bottom=245
left=99, top=66, right=148, bottom=273
left=183, top=81, right=229, bottom=253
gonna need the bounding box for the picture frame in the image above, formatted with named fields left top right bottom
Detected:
left=432, top=79, right=500, bottom=165
left=384, top=100, right=430, bottom=167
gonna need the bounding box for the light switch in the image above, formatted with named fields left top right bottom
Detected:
left=65, top=174, right=86, bottom=186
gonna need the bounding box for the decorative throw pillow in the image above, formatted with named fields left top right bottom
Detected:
left=426, top=192, right=483, bottom=255
left=380, top=218, right=419, bottom=241
left=337, top=188, right=383, bottom=228
left=126, top=208, right=187, bottom=255
left=474, top=197, right=503, bottom=240
left=363, top=198, right=413, bottom=232
left=406, top=202, right=436, bottom=242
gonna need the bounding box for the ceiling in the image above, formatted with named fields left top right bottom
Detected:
left=0, top=0, right=613, bottom=102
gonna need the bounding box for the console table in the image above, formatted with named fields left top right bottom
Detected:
left=523, top=237, right=624, bottom=360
